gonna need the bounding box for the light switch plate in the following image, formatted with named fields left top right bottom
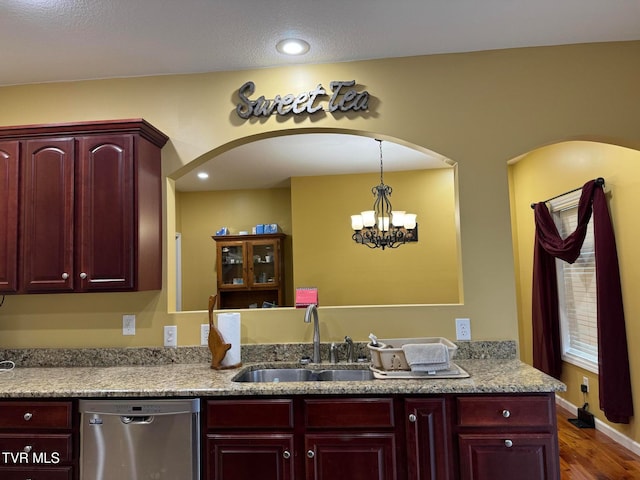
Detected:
left=201, top=324, right=210, bottom=346
left=164, top=325, right=178, bottom=347
left=455, top=318, right=471, bottom=341
left=122, top=315, right=136, bottom=336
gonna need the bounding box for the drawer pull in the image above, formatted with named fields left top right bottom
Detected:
left=504, top=439, right=513, bottom=448
left=408, top=413, right=417, bottom=423
left=23, top=445, right=33, bottom=453
left=23, top=412, right=33, bottom=421
left=283, top=450, right=291, bottom=459
left=502, top=409, right=511, bottom=418
left=307, top=450, right=315, bottom=459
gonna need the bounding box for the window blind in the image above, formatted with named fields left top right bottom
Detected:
left=550, top=193, right=599, bottom=373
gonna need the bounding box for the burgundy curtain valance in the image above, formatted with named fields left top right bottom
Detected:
left=532, top=179, right=633, bottom=424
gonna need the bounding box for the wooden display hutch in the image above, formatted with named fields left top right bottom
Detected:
left=213, top=233, right=286, bottom=309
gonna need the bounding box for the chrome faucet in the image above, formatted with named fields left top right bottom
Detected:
left=304, top=304, right=321, bottom=363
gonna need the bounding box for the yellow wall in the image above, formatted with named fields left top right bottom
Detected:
left=509, top=141, right=640, bottom=441
left=0, top=41, right=638, bottom=354
left=291, top=169, right=459, bottom=305
left=176, top=188, right=293, bottom=311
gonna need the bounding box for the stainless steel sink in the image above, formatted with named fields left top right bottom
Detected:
left=233, top=367, right=374, bottom=383
left=315, top=369, right=375, bottom=381
left=234, top=368, right=315, bottom=383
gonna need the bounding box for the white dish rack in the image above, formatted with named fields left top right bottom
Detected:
left=368, top=337, right=458, bottom=372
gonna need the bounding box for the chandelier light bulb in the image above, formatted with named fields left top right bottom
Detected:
left=404, top=213, right=417, bottom=229
left=361, top=211, right=376, bottom=227
left=391, top=211, right=405, bottom=227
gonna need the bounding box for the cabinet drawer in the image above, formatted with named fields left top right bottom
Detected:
left=0, top=402, right=72, bottom=430
left=457, top=395, right=554, bottom=428
left=0, top=466, right=73, bottom=480
left=0, top=434, right=73, bottom=464
left=304, top=398, right=395, bottom=429
left=207, top=399, right=294, bottom=429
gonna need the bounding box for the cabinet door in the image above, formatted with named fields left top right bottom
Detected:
left=217, top=241, right=247, bottom=288
left=458, top=433, right=559, bottom=480
left=76, top=135, right=134, bottom=291
left=21, top=138, right=75, bottom=292
left=406, top=398, right=453, bottom=480
left=206, top=434, right=294, bottom=480
left=305, top=433, right=397, bottom=480
left=248, top=239, right=280, bottom=287
left=0, top=141, right=19, bottom=293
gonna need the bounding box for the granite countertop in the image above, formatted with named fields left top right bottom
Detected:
left=0, top=359, right=565, bottom=398
left=0, top=342, right=566, bottom=398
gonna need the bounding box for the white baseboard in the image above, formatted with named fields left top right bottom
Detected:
left=556, top=395, right=640, bottom=457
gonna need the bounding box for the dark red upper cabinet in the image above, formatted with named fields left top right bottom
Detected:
left=0, top=119, right=168, bottom=294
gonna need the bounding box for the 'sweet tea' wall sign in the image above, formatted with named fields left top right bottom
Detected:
left=235, top=80, right=369, bottom=119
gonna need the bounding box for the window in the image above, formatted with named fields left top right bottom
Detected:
left=549, top=191, right=599, bottom=373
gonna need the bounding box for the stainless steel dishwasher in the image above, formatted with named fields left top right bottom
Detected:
left=79, top=398, right=200, bottom=480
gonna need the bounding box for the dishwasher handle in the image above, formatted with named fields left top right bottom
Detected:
left=120, top=415, right=154, bottom=424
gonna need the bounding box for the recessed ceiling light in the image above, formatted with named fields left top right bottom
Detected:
left=197, top=172, right=209, bottom=180
left=276, top=38, right=310, bottom=56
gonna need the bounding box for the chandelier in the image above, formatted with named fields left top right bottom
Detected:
left=350, top=139, right=418, bottom=250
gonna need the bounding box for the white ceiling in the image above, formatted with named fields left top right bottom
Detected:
left=4, top=0, right=639, bottom=191
left=3, top=0, right=639, bottom=87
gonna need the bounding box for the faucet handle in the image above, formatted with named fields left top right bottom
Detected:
left=330, top=343, right=339, bottom=364
left=344, top=336, right=354, bottom=363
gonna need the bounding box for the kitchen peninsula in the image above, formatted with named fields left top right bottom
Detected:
left=0, top=342, right=564, bottom=480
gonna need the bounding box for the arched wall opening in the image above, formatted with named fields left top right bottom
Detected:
left=508, top=139, right=640, bottom=438
left=167, top=127, right=462, bottom=312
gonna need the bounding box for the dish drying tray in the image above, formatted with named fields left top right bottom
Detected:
left=370, top=363, right=470, bottom=380
left=368, top=337, right=458, bottom=371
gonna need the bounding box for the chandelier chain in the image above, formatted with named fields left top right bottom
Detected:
left=377, top=138, right=384, bottom=185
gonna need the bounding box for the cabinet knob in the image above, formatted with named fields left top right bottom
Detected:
left=23, top=445, right=33, bottom=453
left=502, top=409, right=511, bottom=418
left=283, top=450, right=291, bottom=459
left=307, top=450, right=315, bottom=459
left=504, top=439, right=513, bottom=448
left=80, top=272, right=88, bottom=279
left=408, top=413, right=417, bottom=423
left=23, top=412, right=33, bottom=421
left=61, top=272, right=69, bottom=280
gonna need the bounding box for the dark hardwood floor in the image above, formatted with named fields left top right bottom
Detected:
left=557, top=405, right=640, bottom=479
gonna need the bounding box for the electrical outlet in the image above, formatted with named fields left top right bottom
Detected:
left=122, top=314, right=136, bottom=336
left=164, top=325, right=178, bottom=347
left=455, top=318, right=471, bottom=341
left=582, top=376, right=589, bottom=393
left=201, top=324, right=210, bottom=346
